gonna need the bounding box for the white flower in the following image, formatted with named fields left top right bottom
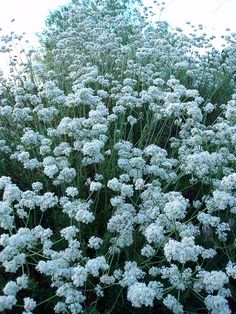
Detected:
left=134, top=178, right=145, bottom=190
left=163, top=294, right=184, bottom=314
left=60, top=226, right=79, bottom=241
left=89, top=181, right=102, bottom=192
left=94, top=284, right=104, bottom=297
left=107, top=178, right=121, bottom=191
left=24, top=297, right=37, bottom=312
left=100, top=275, right=115, bottom=285
left=94, top=284, right=103, bottom=297
left=163, top=193, right=188, bottom=220
left=197, top=212, right=220, bottom=227
left=221, top=173, right=236, bottom=191
left=85, top=256, right=109, bottom=277
left=164, top=237, right=203, bottom=263
left=194, top=270, right=229, bottom=293
left=21, top=129, right=41, bottom=146
left=127, top=283, right=156, bottom=308
left=3, top=184, right=21, bottom=204
left=0, top=177, right=12, bottom=189
left=37, top=107, right=59, bottom=123
left=53, top=142, right=72, bottom=157
left=54, top=302, right=67, bottom=313
left=0, top=295, right=17, bottom=312
left=119, top=261, right=145, bottom=287
left=120, top=184, right=134, bottom=197
left=3, top=253, right=27, bottom=272
left=65, top=187, right=78, bottom=197
left=55, top=167, right=76, bottom=184
left=225, top=98, right=236, bottom=122
left=161, top=265, right=192, bottom=290
left=207, top=190, right=236, bottom=213
left=72, top=266, right=88, bottom=287
left=32, top=182, right=43, bottom=192
left=216, top=222, right=230, bottom=241
left=203, top=102, right=215, bottom=113
left=75, top=205, right=95, bottom=224
left=177, top=222, right=200, bottom=238
left=141, top=245, right=155, bottom=257
left=127, top=115, right=137, bottom=126
left=0, top=202, right=14, bottom=230
left=204, top=295, right=230, bottom=314
left=226, top=261, right=236, bottom=279
left=16, top=275, right=28, bottom=289
left=33, top=225, right=53, bottom=242
left=144, top=223, right=165, bottom=244
left=149, top=267, right=161, bottom=277
left=81, top=140, right=105, bottom=165
left=88, top=236, right=103, bottom=249
left=39, top=192, right=58, bottom=212
left=3, top=281, right=20, bottom=296
left=44, top=164, right=59, bottom=178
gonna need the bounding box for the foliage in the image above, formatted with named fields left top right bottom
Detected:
left=0, top=0, right=236, bottom=313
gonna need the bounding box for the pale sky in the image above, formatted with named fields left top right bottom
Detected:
left=0, top=0, right=235, bottom=76
left=153, top=0, right=236, bottom=42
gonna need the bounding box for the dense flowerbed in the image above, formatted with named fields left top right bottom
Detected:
left=0, top=0, right=236, bottom=313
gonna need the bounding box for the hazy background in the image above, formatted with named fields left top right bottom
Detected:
left=0, top=0, right=235, bottom=76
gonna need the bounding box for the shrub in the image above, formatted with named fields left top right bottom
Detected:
left=0, top=0, right=236, bottom=313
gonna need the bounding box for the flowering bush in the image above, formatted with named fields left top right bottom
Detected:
left=0, top=0, right=236, bottom=313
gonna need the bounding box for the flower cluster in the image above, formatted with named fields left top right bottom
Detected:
left=0, top=0, right=236, bottom=313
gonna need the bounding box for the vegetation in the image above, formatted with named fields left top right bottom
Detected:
left=0, top=0, right=236, bottom=313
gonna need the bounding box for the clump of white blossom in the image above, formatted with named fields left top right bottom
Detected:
left=0, top=0, right=236, bottom=312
